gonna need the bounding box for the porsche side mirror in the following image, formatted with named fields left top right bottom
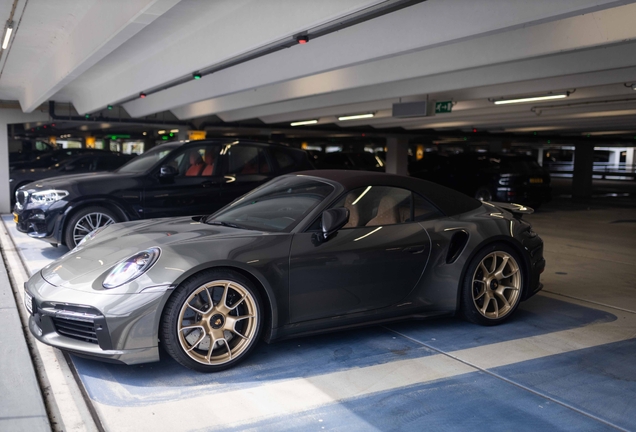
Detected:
left=160, top=165, right=178, bottom=178
left=322, top=207, right=349, bottom=240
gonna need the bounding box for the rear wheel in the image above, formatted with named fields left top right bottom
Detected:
left=64, top=206, right=118, bottom=248
left=460, top=243, right=525, bottom=325
left=161, top=269, right=263, bottom=372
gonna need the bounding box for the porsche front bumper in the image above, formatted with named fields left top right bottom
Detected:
left=25, top=271, right=173, bottom=365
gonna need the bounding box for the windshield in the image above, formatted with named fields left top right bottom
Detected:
left=206, top=176, right=334, bottom=232
left=116, top=144, right=180, bottom=173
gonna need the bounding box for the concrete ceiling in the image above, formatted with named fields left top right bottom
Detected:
left=2, top=0, right=636, bottom=138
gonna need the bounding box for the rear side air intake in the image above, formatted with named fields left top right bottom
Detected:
left=446, top=230, right=469, bottom=264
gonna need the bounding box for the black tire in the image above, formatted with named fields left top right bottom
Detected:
left=160, top=269, right=263, bottom=372
left=63, top=206, right=119, bottom=248
left=474, top=186, right=493, bottom=202
left=460, top=242, right=526, bottom=326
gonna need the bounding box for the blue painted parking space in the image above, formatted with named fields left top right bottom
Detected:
left=226, top=371, right=614, bottom=432
left=71, top=326, right=435, bottom=407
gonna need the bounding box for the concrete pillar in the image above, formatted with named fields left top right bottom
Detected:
left=572, top=143, right=594, bottom=199
left=537, top=148, right=544, bottom=167
left=178, top=129, right=188, bottom=141
left=489, top=141, right=503, bottom=153
left=608, top=149, right=621, bottom=169
left=625, top=148, right=634, bottom=172
left=385, top=137, right=408, bottom=176
left=0, top=122, right=9, bottom=213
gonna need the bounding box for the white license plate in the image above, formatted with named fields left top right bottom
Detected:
left=24, top=291, right=33, bottom=315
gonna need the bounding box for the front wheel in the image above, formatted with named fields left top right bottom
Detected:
left=460, top=243, right=525, bottom=326
left=160, top=269, right=263, bottom=372
left=64, top=206, right=119, bottom=248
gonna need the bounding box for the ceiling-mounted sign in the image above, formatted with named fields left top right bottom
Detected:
left=188, top=130, right=207, bottom=140
left=435, top=101, right=453, bottom=114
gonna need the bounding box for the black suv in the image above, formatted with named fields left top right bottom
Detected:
left=409, top=152, right=551, bottom=207
left=10, top=152, right=135, bottom=203
left=14, top=140, right=313, bottom=248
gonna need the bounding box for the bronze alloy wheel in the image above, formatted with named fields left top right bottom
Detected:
left=170, top=276, right=261, bottom=369
left=161, top=270, right=263, bottom=372
left=460, top=243, right=525, bottom=325
left=471, top=251, right=521, bottom=319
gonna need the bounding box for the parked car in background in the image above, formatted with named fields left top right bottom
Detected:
left=24, top=170, right=544, bottom=371
left=409, top=152, right=551, bottom=207
left=10, top=152, right=135, bottom=204
left=9, top=140, right=56, bottom=165
left=13, top=140, right=314, bottom=248
left=316, top=151, right=385, bottom=171
left=9, top=148, right=113, bottom=171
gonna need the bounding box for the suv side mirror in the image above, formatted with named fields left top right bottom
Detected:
left=322, top=207, right=349, bottom=240
left=160, top=165, right=178, bottom=178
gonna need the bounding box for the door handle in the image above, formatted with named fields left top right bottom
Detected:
left=404, top=245, right=427, bottom=254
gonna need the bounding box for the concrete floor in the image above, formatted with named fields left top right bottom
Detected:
left=1, top=179, right=635, bottom=431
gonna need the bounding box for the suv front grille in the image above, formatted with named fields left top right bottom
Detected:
left=52, top=317, right=98, bottom=344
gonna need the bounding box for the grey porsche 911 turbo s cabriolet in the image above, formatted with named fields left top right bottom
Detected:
left=25, top=170, right=545, bottom=372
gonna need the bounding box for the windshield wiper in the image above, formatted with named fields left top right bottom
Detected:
left=205, top=220, right=247, bottom=230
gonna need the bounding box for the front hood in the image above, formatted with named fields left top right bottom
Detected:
left=25, top=172, right=136, bottom=191
left=40, top=216, right=269, bottom=290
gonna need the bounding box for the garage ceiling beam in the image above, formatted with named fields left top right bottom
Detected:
left=210, top=18, right=636, bottom=125
left=125, top=0, right=631, bottom=118
left=20, top=0, right=181, bottom=113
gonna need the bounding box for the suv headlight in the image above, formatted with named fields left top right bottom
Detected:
left=103, top=248, right=161, bottom=289
left=30, top=190, right=69, bottom=205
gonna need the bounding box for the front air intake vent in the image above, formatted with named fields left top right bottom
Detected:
left=52, top=317, right=98, bottom=344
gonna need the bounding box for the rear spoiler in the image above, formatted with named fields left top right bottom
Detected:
left=487, top=202, right=534, bottom=217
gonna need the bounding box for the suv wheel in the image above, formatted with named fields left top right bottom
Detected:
left=64, top=206, right=118, bottom=249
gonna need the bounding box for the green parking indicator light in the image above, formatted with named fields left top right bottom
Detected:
left=107, top=105, right=113, bottom=110
left=169, top=133, right=174, bottom=137
left=193, top=73, right=202, bottom=80
left=85, top=114, right=90, bottom=119
left=162, top=136, right=169, bottom=140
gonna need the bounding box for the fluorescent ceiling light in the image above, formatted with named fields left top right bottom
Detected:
left=158, top=130, right=166, bottom=134
left=290, top=120, right=318, bottom=126
left=338, top=113, right=374, bottom=121
left=493, top=94, right=568, bottom=105
left=2, top=22, right=14, bottom=50
left=170, top=129, right=179, bottom=133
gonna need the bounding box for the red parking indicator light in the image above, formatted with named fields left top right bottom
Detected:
left=472, top=128, right=477, bottom=133
left=139, top=92, right=146, bottom=99
left=296, top=36, right=309, bottom=44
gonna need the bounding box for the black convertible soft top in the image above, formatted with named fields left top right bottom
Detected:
left=295, top=170, right=482, bottom=217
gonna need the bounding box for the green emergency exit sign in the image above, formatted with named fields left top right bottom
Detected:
left=435, top=101, right=453, bottom=114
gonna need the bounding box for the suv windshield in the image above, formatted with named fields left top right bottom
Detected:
left=116, top=144, right=181, bottom=173
left=206, top=176, right=334, bottom=232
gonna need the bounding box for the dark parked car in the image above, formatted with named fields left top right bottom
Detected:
left=9, top=147, right=113, bottom=171
left=9, top=152, right=135, bottom=203
left=316, top=151, right=385, bottom=171
left=410, top=153, right=551, bottom=206
left=25, top=170, right=545, bottom=371
left=13, top=140, right=313, bottom=248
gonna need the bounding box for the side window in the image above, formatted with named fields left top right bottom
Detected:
left=163, top=145, right=219, bottom=177
left=225, top=146, right=270, bottom=175
left=271, top=148, right=295, bottom=170
left=412, top=193, right=443, bottom=222
left=332, top=186, right=412, bottom=228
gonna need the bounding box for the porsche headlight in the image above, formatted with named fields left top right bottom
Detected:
left=31, top=189, right=69, bottom=206
left=103, top=248, right=161, bottom=289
